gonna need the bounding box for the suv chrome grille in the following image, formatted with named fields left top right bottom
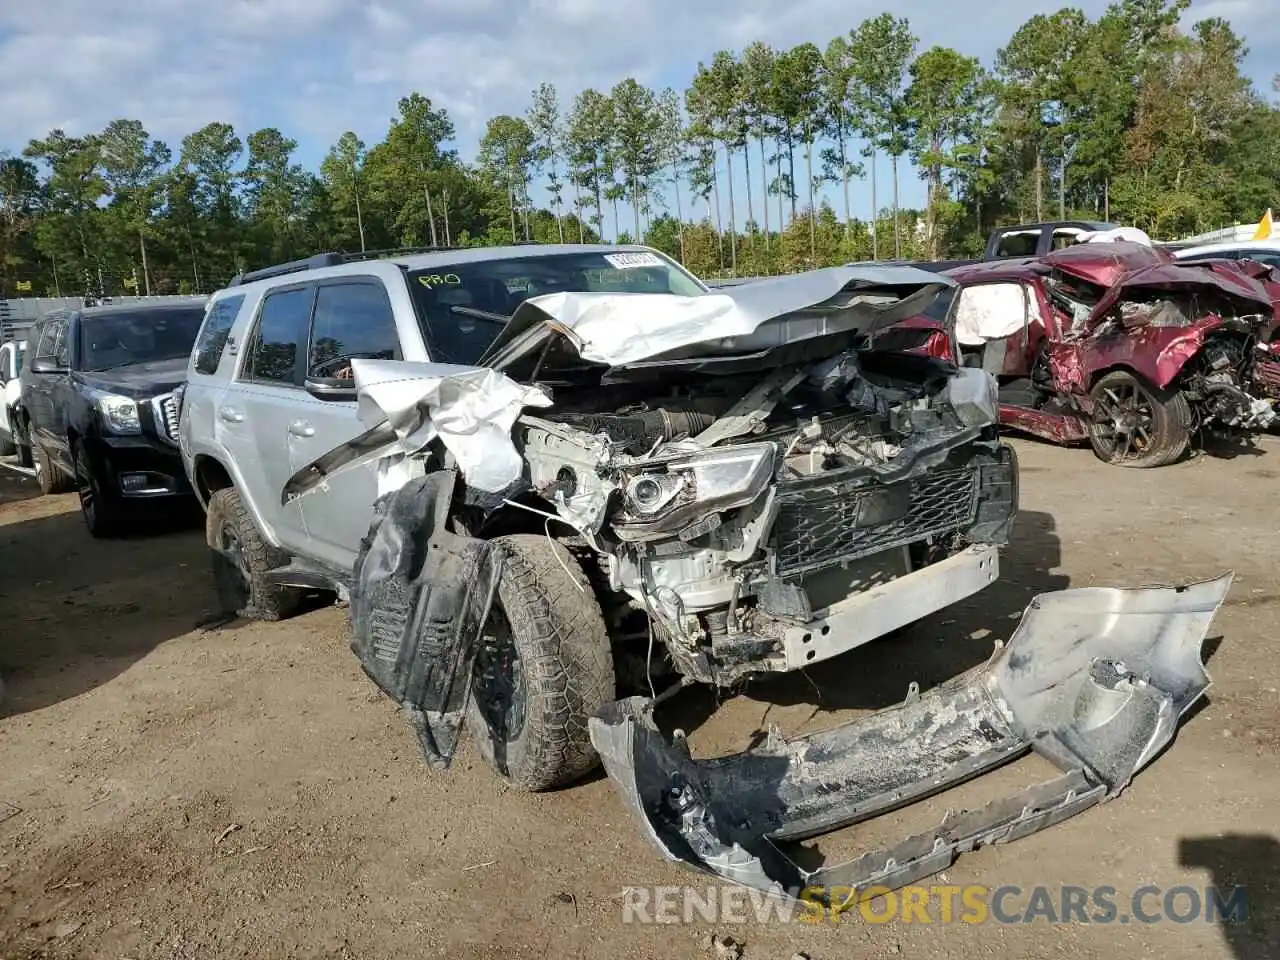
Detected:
left=154, top=394, right=180, bottom=444
left=770, top=465, right=979, bottom=577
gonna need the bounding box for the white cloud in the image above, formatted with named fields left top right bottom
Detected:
left=0, top=0, right=1273, bottom=218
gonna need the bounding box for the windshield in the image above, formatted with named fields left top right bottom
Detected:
left=407, top=250, right=706, bottom=366
left=78, top=306, right=207, bottom=372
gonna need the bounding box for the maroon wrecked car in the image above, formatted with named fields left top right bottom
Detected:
left=925, top=242, right=1280, bottom=467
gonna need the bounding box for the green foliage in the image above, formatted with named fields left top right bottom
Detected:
left=1, top=5, right=1276, bottom=297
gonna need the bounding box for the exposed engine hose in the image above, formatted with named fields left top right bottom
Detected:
left=634, top=408, right=718, bottom=441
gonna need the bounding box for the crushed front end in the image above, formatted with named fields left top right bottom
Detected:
left=1043, top=247, right=1280, bottom=436
left=515, top=346, right=1016, bottom=687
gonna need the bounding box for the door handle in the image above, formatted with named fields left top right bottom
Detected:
left=287, top=420, right=315, bottom=438
left=218, top=406, right=244, bottom=423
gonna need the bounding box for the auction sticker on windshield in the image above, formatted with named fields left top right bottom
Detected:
left=604, top=252, right=665, bottom=269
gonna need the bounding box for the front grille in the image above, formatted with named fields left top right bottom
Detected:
left=770, top=465, right=979, bottom=576
left=154, top=394, right=180, bottom=444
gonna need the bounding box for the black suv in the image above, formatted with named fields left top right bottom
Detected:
left=21, top=300, right=209, bottom=536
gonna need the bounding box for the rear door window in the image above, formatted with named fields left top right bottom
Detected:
left=245, top=286, right=313, bottom=385
left=994, top=231, right=1041, bottom=258
left=194, top=295, right=245, bottom=375
left=34, top=321, right=60, bottom=361
left=307, top=280, right=400, bottom=379
left=1050, top=228, right=1086, bottom=250
left=54, top=322, right=69, bottom=367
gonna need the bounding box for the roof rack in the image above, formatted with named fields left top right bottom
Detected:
left=228, top=246, right=458, bottom=286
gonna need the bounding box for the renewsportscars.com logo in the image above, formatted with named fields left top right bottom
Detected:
left=620, top=883, right=1249, bottom=926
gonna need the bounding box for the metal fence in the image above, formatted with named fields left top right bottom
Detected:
left=0, top=294, right=208, bottom=343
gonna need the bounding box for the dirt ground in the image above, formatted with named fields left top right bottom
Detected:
left=1, top=437, right=1278, bottom=960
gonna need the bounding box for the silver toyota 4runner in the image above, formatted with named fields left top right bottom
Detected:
left=180, top=244, right=1227, bottom=903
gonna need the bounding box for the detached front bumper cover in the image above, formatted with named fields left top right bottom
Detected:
left=589, top=574, right=1231, bottom=905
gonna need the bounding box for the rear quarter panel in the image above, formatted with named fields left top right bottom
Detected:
left=179, top=288, right=288, bottom=546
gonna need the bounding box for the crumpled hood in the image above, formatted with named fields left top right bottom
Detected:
left=284, top=265, right=959, bottom=501
left=1044, top=241, right=1274, bottom=336
left=1042, top=241, right=1175, bottom=288
left=481, top=264, right=954, bottom=371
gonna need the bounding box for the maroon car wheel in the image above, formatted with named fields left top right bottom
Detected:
left=1087, top=370, right=1192, bottom=468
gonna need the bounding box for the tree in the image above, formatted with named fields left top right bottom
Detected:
left=243, top=128, right=309, bottom=263
left=5, top=7, right=1280, bottom=291
left=528, top=83, right=569, bottom=243
left=768, top=49, right=802, bottom=222
left=99, top=119, right=171, bottom=295
left=688, top=53, right=742, bottom=272
left=996, top=10, right=1090, bottom=221
left=905, top=47, right=989, bottom=257
left=24, top=131, right=107, bottom=294
left=741, top=42, right=776, bottom=251
left=567, top=89, right=613, bottom=241
left=821, top=36, right=862, bottom=234
left=847, top=15, right=916, bottom=257
left=320, top=132, right=368, bottom=252
left=478, top=115, right=536, bottom=243
left=707, top=51, right=748, bottom=265
left=655, top=88, right=689, bottom=262
left=161, top=169, right=204, bottom=292
left=368, top=93, right=458, bottom=248
left=1112, top=17, right=1256, bottom=235
left=609, top=78, right=662, bottom=242
left=178, top=122, right=243, bottom=280
left=0, top=156, right=40, bottom=294
left=773, top=43, right=825, bottom=257
left=685, top=136, right=724, bottom=270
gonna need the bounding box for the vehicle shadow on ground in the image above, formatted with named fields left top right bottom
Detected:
left=0, top=475, right=214, bottom=719
left=1193, top=434, right=1268, bottom=462
left=659, top=509, right=1067, bottom=734
left=1177, top=834, right=1280, bottom=960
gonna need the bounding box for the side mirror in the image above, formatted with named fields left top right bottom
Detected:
left=304, top=377, right=357, bottom=401
left=30, top=356, right=67, bottom=375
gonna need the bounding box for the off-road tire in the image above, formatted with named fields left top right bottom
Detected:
left=34, top=443, right=73, bottom=494
left=1088, top=370, right=1192, bottom=468
left=466, top=534, right=615, bottom=792
left=74, top=443, right=125, bottom=538
left=205, top=486, right=302, bottom=621
left=0, top=429, right=15, bottom=457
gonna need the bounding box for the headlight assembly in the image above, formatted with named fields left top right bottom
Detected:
left=613, top=442, right=776, bottom=540
left=91, top=391, right=142, bottom=435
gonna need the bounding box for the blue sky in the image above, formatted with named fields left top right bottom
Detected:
left=1, top=0, right=1275, bottom=234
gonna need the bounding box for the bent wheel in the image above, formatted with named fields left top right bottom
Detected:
left=1087, top=370, right=1192, bottom=468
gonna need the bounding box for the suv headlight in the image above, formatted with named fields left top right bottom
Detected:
left=91, top=391, right=142, bottom=435
left=613, top=442, right=776, bottom=540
